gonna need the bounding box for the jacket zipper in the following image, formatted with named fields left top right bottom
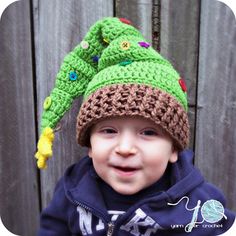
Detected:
left=74, top=201, right=115, bottom=235
left=107, top=222, right=115, bottom=236
left=75, top=201, right=92, bottom=212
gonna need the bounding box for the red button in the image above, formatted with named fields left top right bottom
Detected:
left=179, top=78, right=187, bottom=92
left=119, top=18, right=132, bottom=25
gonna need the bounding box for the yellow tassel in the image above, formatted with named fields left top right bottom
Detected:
left=35, top=127, right=54, bottom=169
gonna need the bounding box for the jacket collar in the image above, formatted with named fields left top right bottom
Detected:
left=64, top=158, right=111, bottom=221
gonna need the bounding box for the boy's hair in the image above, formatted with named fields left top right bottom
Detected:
left=35, top=17, right=189, bottom=169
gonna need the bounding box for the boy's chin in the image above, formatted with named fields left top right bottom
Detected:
left=111, top=184, right=142, bottom=196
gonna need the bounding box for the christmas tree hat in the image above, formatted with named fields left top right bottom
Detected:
left=35, top=17, right=189, bottom=169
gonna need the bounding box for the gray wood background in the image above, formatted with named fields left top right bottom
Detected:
left=0, top=0, right=235, bottom=235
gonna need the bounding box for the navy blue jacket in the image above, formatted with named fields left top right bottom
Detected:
left=38, top=150, right=236, bottom=235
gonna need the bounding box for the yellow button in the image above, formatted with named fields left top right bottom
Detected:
left=120, top=41, right=131, bottom=50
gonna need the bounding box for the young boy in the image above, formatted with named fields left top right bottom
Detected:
left=36, top=17, right=235, bottom=235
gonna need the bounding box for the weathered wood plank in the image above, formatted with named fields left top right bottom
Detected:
left=0, top=0, right=40, bottom=235
left=32, top=0, right=114, bottom=208
left=195, top=0, right=236, bottom=211
left=116, top=0, right=152, bottom=41
left=152, top=0, right=161, bottom=51
left=160, top=0, right=200, bottom=149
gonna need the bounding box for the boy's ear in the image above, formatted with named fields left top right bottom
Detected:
left=169, top=150, right=178, bottom=163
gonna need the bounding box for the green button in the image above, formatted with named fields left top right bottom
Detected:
left=119, top=60, right=132, bottom=66
left=43, top=96, right=52, bottom=110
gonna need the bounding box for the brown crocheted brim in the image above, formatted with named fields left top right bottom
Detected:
left=76, top=84, right=189, bottom=150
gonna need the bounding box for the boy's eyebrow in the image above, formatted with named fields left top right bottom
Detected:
left=93, top=121, right=114, bottom=128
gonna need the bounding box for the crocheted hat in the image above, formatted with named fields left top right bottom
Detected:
left=35, top=17, right=189, bottom=169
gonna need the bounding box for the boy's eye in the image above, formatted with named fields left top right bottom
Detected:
left=141, top=129, right=158, bottom=136
left=100, top=128, right=117, bottom=134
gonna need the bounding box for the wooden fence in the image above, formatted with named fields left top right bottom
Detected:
left=0, top=0, right=235, bottom=235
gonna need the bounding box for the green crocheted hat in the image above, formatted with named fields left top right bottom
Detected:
left=35, top=17, right=189, bottom=169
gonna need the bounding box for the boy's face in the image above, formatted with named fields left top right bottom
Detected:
left=88, top=116, right=178, bottom=195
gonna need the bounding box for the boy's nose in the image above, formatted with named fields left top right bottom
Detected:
left=115, top=132, right=137, bottom=157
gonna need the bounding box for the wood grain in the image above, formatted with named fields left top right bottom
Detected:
left=116, top=0, right=152, bottom=40
left=0, top=0, right=40, bottom=235
left=195, top=0, right=236, bottom=211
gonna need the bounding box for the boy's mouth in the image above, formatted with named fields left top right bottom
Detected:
left=111, top=165, right=140, bottom=176
left=115, top=166, right=137, bottom=172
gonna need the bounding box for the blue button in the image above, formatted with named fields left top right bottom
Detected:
left=69, top=71, right=78, bottom=81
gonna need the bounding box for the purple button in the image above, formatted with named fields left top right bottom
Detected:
left=138, top=41, right=150, bottom=48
